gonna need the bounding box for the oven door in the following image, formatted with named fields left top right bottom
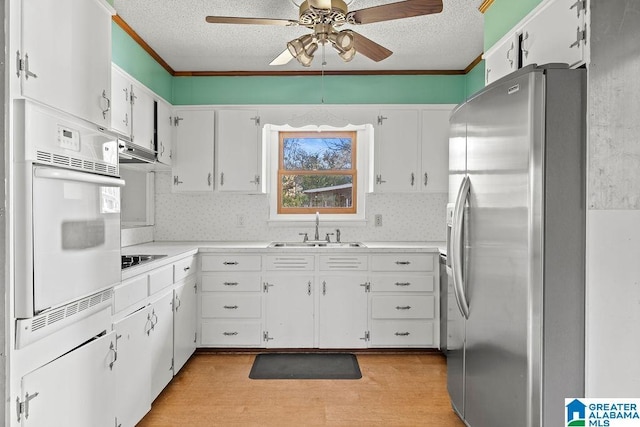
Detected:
left=25, top=166, right=125, bottom=316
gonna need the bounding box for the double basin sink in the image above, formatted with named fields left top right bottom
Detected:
left=268, top=241, right=366, bottom=248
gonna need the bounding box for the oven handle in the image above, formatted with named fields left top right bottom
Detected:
left=34, top=167, right=126, bottom=187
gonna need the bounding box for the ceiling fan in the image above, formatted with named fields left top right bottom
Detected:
left=205, top=0, right=444, bottom=67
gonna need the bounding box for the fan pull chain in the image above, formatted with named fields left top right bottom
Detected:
left=321, top=43, right=326, bottom=104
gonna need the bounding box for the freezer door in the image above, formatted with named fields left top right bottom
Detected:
left=463, top=69, right=544, bottom=427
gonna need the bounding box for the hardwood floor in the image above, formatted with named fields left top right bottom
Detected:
left=138, top=351, right=465, bottom=427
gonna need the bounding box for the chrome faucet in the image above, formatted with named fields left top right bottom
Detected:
left=314, top=211, right=320, bottom=241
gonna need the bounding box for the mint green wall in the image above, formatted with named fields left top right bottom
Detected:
left=111, top=23, right=173, bottom=101
left=484, top=0, right=542, bottom=50
left=465, top=60, right=486, bottom=98
left=172, top=74, right=466, bottom=105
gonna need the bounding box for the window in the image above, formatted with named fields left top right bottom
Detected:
left=278, top=131, right=357, bottom=214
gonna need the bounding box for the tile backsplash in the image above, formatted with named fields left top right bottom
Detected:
left=153, top=172, right=447, bottom=242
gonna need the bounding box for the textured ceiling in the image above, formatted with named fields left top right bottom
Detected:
left=112, top=0, right=485, bottom=73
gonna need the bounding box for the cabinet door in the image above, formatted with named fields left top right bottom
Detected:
left=174, top=277, right=197, bottom=374
left=111, top=66, right=132, bottom=136
left=131, top=83, right=155, bottom=151
left=420, top=108, right=453, bottom=193
left=520, top=0, right=586, bottom=68
left=484, top=34, right=519, bottom=85
left=217, top=109, right=262, bottom=192
left=149, top=288, right=174, bottom=401
left=113, top=308, right=152, bottom=427
left=19, top=332, right=116, bottom=427
left=318, top=276, right=368, bottom=348
left=263, top=276, right=314, bottom=348
left=156, top=98, right=174, bottom=165
left=375, top=110, right=420, bottom=192
left=173, top=109, right=215, bottom=192
left=20, top=0, right=112, bottom=127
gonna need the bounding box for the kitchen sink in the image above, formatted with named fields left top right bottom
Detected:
left=268, top=241, right=366, bottom=248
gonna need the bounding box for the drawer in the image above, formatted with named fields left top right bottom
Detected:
left=201, top=294, right=262, bottom=318
left=113, top=274, right=148, bottom=313
left=369, top=320, right=435, bottom=347
left=148, top=264, right=174, bottom=295
left=200, top=320, right=262, bottom=347
left=370, top=254, right=435, bottom=272
left=319, top=255, right=368, bottom=271
left=371, top=295, right=435, bottom=319
left=264, top=255, right=314, bottom=271
left=201, top=273, right=262, bottom=292
left=174, top=256, right=196, bottom=282
left=370, top=274, right=435, bottom=293
left=201, top=254, right=261, bottom=272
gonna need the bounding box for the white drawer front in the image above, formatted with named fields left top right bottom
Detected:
left=371, top=295, right=435, bottom=319
left=200, top=320, right=262, bottom=347
left=113, top=274, right=148, bottom=313
left=370, top=254, right=435, bottom=272
left=370, top=320, right=434, bottom=347
left=148, top=264, right=174, bottom=295
left=201, top=273, right=262, bottom=292
left=370, top=274, right=435, bottom=293
left=319, top=255, right=368, bottom=271
left=201, top=294, right=262, bottom=318
left=264, top=255, right=315, bottom=271
left=174, top=256, right=196, bottom=282
left=201, top=254, right=262, bottom=272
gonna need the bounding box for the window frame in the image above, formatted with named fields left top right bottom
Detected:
left=277, top=130, right=358, bottom=215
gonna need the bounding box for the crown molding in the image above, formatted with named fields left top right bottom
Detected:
left=478, top=0, right=495, bottom=14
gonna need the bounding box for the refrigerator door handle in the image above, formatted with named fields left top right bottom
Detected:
left=451, top=175, right=471, bottom=319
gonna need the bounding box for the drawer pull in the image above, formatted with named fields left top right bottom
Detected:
left=183, top=266, right=190, bottom=272
left=395, top=332, right=410, bottom=336
left=395, top=261, right=411, bottom=265
left=223, top=282, right=239, bottom=286
left=223, top=261, right=239, bottom=266
left=395, top=305, right=412, bottom=310
left=223, top=305, right=239, bottom=310
left=395, top=282, right=411, bottom=287
left=223, top=332, right=238, bottom=336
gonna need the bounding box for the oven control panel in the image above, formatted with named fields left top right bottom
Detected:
left=57, top=125, right=80, bottom=151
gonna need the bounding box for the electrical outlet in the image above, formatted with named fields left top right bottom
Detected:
left=236, top=215, right=245, bottom=227
left=374, top=214, right=383, bottom=227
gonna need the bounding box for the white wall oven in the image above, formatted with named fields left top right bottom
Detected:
left=14, top=100, right=124, bottom=346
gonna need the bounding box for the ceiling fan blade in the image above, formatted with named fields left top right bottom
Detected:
left=349, top=0, right=443, bottom=25
left=205, top=16, right=299, bottom=27
left=270, top=49, right=294, bottom=66
left=352, top=31, right=392, bottom=62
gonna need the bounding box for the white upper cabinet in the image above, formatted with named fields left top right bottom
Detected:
left=216, top=109, right=263, bottom=192
left=156, top=98, right=174, bottom=166
left=19, top=0, right=113, bottom=127
left=172, top=109, right=215, bottom=192
left=420, top=107, right=453, bottom=193
left=520, top=0, right=587, bottom=69
left=111, top=66, right=132, bottom=136
left=375, top=109, right=420, bottom=193
left=484, top=34, right=519, bottom=85
left=130, top=82, right=155, bottom=151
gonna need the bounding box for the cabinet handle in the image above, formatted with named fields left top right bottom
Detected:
left=101, top=90, right=111, bottom=119
left=223, top=261, right=238, bottom=266
left=486, top=67, right=491, bottom=84
left=151, top=310, right=158, bottom=328
left=376, top=174, right=386, bottom=185
left=506, top=41, right=515, bottom=67
left=146, top=313, right=153, bottom=335
left=223, top=281, right=239, bottom=286
left=263, top=282, right=274, bottom=293
left=395, top=261, right=411, bottom=265
left=208, top=173, right=212, bottom=186
left=424, top=172, right=429, bottom=187
left=395, top=282, right=411, bottom=287
left=521, top=31, right=529, bottom=58
left=411, top=172, right=415, bottom=186
left=183, top=266, right=190, bottom=272
left=322, top=280, right=327, bottom=296
left=173, top=176, right=183, bottom=185
left=220, top=172, right=224, bottom=186
left=394, top=332, right=411, bottom=336
left=308, top=281, right=312, bottom=296
left=108, top=341, right=118, bottom=370
left=223, top=305, right=238, bottom=310
left=175, top=295, right=181, bottom=311
left=250, top=175, right=261, bottom=185
left=395, top=305, right=412, bottom=310
left=223, top=332, right=238, bottom=336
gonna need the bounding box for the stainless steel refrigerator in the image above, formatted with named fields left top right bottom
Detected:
left=446, top=64, right=586, bottom=427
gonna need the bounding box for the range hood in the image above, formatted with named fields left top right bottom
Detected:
left=118, top=140, right=156, bottom=164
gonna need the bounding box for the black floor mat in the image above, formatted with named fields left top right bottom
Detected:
left=249, top=353, right=362, bottom=380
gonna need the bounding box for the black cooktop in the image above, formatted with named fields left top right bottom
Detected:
left=121, top=254, right=167, bottom=269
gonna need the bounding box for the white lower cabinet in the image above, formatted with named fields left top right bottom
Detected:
left=173, top=275, right=197, bottom=374
left=149, top=287, right=175, bottom=401
left=318, top=275, right=369, bottom=348
left=114, top=308, right=151, bottom=427
left=18, top=332, right=116, bottom=427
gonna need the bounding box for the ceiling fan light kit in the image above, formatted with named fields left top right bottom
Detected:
left=206, top=0, right=444, bottom=68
